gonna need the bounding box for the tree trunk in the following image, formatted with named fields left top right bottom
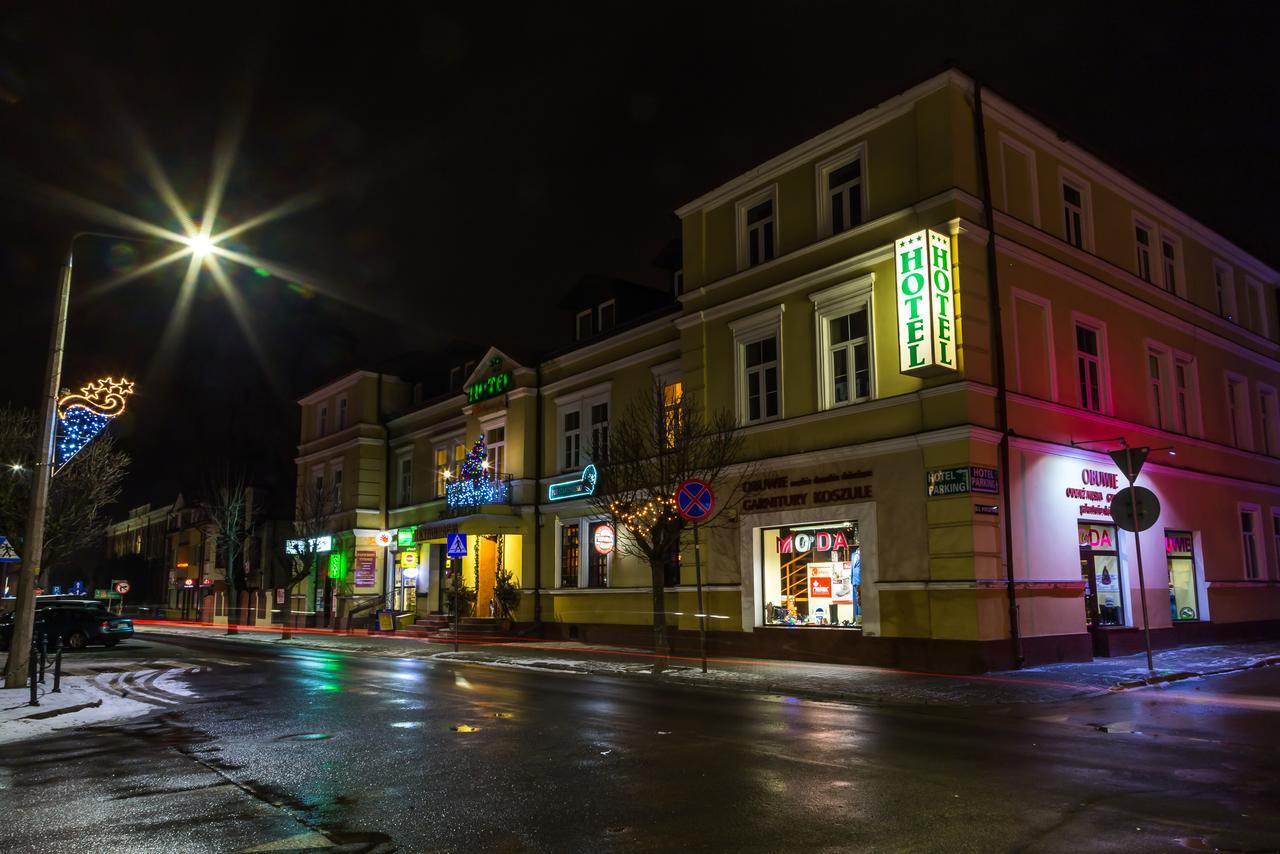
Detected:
left=649, top=556, right=669, bottom=676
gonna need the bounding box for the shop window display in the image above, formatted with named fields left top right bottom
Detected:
left=760, top=522, right=861, bottom=628
left=1079, top=522, right=1123, bottom=627
left=1165, top=530, right=1199, bottom=621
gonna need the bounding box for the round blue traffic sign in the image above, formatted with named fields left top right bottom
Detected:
left=675, top=479, right=715, bottom=523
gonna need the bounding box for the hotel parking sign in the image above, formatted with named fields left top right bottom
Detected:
left=895, top=229, right=958, bottom=377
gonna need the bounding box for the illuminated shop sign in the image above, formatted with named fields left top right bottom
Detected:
left=1165, top=532, right=1193, bottom=556
left=741, top=470, right=872, bottom=513
left=777, top=529, right=852, bottom=553
left=286, top=535, right=334, bottom=554
left=397, top=528, right=415, bottom=548
left=895, top=229, right=957, bottom=377
left=1065, top=468, right=1121, bottom=518
left=1078, top=524, right=1116, bottom=550
left=926, top=466, right=1001, bottom=497
left=548, top=464, right=598, bottom=502
left=465, top=371, right=512, bottom=403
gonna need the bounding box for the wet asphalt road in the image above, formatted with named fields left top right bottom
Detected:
left=1, top=633, right=1279, bottom=853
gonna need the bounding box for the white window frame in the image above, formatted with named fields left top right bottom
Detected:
left=432, top=444, right=451, bottom=498
left=1213, top=260, right=1238, bottom=322
left=1172, top=352, right=1202, bottom=437
left=730, top=305, right=785, bottom=425
left=1071, top=313, right=1111, bottom=415
left=336, top=395, right=348, bottom=431
left=1240, top=503, right=1263, bottom=580
left=652, top=359, right=683, bottom=449
left=553, top=516, right=614, bottom=589
left=815, top=144, right=868, bottom=238
left=1132, top=214, right=1155, bottom=284
left=1158, top=231, right=1185, bottom=298
left=1225, top=372, right=1253, bottom=451
left=317, top=404, right=328, bottom=438
left=1059, top=170, right=1094, bottom=253
left=672, top=269, right=684, bottom=296
left=310, top=465, right=325, bottom=505
left=810, top=274, right=875, bottom=410
left=587, top=400, right=609, bottom=464
left=575, top=309, right=593, bottom=341
left=555, top=383, right=611, bottom=472
left=1257, top=383, right=1280, bottom=457
left=481, top=414, right=507, bottom=478
left=396, top=450, right=413, bottom=506
left=998, top=133, right=1041, bottom=227
left=1144, top=341, right=1172, bottom=431
left=449, top=366, right=462, bottom=392
left=1011, top=288, right=1059, bottom=402
left=598, top=299, right=616, bottom=333
left=1245, top=277, right=1268, bottom=337
left=735, top=185, right=778, bottom=271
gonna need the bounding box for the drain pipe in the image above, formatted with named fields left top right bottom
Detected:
left=972, top=82, right=1023, bottom=668
left=532, top=365, right=544, bottom=626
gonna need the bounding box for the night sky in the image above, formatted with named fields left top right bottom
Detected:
left=1, top=2, right=1277, bottom=515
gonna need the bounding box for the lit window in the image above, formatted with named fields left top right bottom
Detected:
left=745, top=198, right=775, bottom=267
left=434, top=447, right=448, bottom=497
left=662, top=381, right=683, bottom=447
left=560, top=523, right=580, bottom=588
left=587, top=521, right=610, bottom=588
left=452, top=440, right=466, bottom=480
left=1075, top=323, right=1105, bottom=413
left=1062, top=180, right=1086, bottom=249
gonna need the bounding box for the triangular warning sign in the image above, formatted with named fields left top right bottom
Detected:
left=1108, top=447, right=1149, bottom=483
left=0, top=536, right=20, bottom=563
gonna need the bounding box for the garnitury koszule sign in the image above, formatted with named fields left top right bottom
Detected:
left=895, top=229, right=958, bottom=377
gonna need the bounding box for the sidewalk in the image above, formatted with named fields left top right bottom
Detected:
left=137, top=621, right=1280, bottom=708
left=0, top=675, right=153, bottom=745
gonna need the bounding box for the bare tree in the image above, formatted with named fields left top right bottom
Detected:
left=202, top=470, right=261, bottom=635
left=280, top=476, right=333, bottom=638
left=587, top=381, right=748, bottom=672
left=0, top=407, right=129, bottom=590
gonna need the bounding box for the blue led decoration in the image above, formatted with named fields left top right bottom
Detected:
left=55, top=377, right=134, bottom=473
left=548, top=463, right=598, bottom=502
left=445, top=433, right=509, bottom=508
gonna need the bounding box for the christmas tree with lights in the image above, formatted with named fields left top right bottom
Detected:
left=460, top=434, right=487, bottom=480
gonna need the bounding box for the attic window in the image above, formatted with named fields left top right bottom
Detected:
left=449, top=367, right=462, bottom=392
left=598, top=300, right=616, bottom=333
left=576, top=309, right=593, bottom=341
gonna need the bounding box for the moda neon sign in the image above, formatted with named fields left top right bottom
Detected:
left=895, top=229, right=957, bottom=376
left=548, top=464, right=598, bottom=502
left=465, top=371, right=511, bottom=403
left=777, top=530, right=851, bottom=553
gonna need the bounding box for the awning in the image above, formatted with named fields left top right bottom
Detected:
left=414, top=513, right=528, bottom=543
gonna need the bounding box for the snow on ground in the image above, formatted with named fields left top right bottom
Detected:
left=0, top=677, right=153, bottom=745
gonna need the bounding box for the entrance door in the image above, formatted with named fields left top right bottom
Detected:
left=475, top=536, right=497, bottom=619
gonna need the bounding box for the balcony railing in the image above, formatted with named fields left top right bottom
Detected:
left=445, top=474, right=512, bottom=510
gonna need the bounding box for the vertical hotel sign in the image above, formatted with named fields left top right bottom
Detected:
left=895, top=229, right=958, bottom=376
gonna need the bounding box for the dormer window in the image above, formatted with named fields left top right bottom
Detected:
left=576, top=309, right=593, bottom=341
left=673, top=269, right=684, bottom=296
left=598, top=300, right=616, bottom=333
left=449, top=367, right=462, bottom=392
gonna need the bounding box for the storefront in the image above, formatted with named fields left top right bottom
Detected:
left=1165, top=530, right=1200, bottom=623
left=760, top=522, right=861, bottom=628
left=1078, top=521, right=1123, bottom=627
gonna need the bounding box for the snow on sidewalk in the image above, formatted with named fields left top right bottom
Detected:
left=0, top=677, right=154, bottom=745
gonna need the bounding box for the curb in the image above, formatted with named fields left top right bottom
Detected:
left=1107, top=655, right=1280, bottom=692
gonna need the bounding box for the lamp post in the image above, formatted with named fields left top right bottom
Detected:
left=3, top=232, right=208, bottom=689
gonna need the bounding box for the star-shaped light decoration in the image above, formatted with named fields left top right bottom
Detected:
left=54, top=375, right=137, bottom=472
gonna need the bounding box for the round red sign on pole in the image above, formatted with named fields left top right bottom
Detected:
left=113, top=580, right=130, bottom=595
left=675, top=479, right=715, bottom=523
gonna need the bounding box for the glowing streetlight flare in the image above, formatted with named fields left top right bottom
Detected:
left=184, top=234, right=215, bottom=258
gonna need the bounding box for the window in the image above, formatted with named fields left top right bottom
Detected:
left=760, top=521, right=862, bottom=627
left=598, top=300, right=616, bottom=333
left=587, top=521, right=610, bottom=588
left=589, top=402, right=609, bottom=462
left=452, top=439, right=467, bottom=480
left=1062, top=178, right=1087, bottom=250
left=1161, top=236, right=1181, bottom=295
left=1258, top=386, right=1279, bottom=457
left=662, top=380, right=683, bottom=448
left=463, top=360, right=476, bottom=378
left=330, top=466, right=343, bottom=512
left=744, top=337, right=780, bottom=423
left=562, top=410, right=581, bottom=470
left=434, top=447, right=449, bottom=497
left=1240, top=507, right=1261, bottom=580
left=1226, top=374, right=1252, bottom=450
left=398, top=454, right=413, bottom=506
left=337, top=397, right=348, bottom=430
left=560, top=523, right=580, bottom=588
left=672, top=269, right=684, bottom=297
left=1173, top=355, right=1199, bottom=435
left=485, top=425, right=506, bottom=477
left=1147, top=348, right=1167, bottom=430
left=1134, top=222, right=1153, bottom=283
left=318, top=405, right=328, bottom=437
left=1245, top=278, right=1268, bottom=336
left=575, top=309, right=593, bottom=341
left=828, top=307, right=871, bottom=406
left=827, top=157, right=863, bottom=235
left=449, top=366, right=462, bottom=392
left=311, top=468, right=324, bottom=504
left=737, top=187, right=778, bottom=269
left=1165, top=530, right=1200, bottom=621
left=1075, top=322, right=1106, bottom=413
left=1214, top=262, right=1237, bottom=322
left=663, top=539, right=682, bottom=588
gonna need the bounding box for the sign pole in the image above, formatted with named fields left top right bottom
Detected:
left=1126, top=447, right=1154, bottom=672
left=693, top=525, right=706, bottom=674
left=453, top=559, right=460, bottom=653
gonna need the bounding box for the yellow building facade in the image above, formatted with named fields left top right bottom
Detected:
left=295, top=70, right=1280, bottom=671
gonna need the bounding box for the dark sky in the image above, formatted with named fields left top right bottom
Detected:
left=2, top=2, right=1277, bottom=514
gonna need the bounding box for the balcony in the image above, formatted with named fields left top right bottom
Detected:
left=445, top=474, right=512, bottom=511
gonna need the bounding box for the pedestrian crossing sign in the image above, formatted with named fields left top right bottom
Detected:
left=446, top=533, right=467, bottom=558
left=0, top=536, right=19, bottom=563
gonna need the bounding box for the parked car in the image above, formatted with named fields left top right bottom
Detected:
left=0, top=604, right=133, bottom=650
